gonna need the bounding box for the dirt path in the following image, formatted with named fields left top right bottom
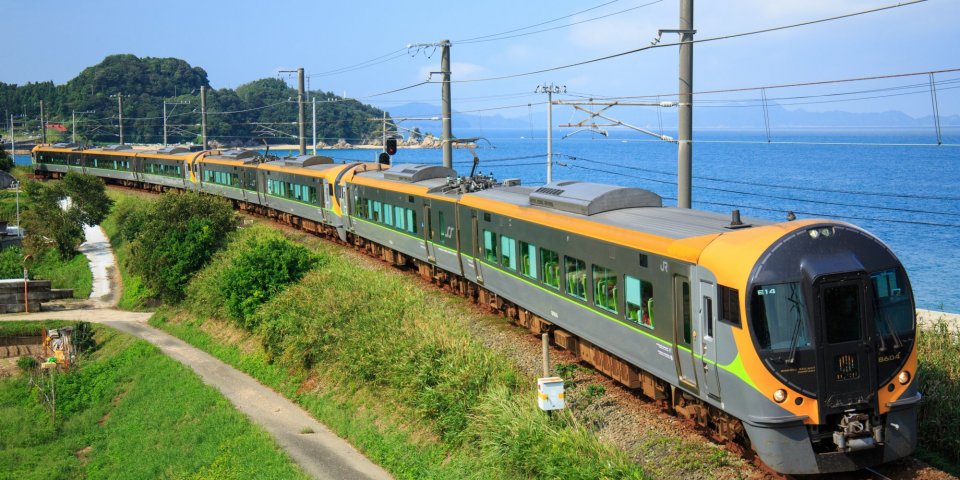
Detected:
left=77, top=224, right=118, bottom=308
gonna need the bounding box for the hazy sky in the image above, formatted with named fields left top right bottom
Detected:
left=4, top=0, right=958, bottom=117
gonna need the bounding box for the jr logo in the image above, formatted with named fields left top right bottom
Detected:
left=444, top=226, right=455, bottom=239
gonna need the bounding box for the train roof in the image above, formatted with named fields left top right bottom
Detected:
left=465, top=184, right=771, bottom=240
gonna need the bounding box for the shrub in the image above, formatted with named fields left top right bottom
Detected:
left=917, top=319, right=960, bottom=465
left=218, top=236, right=321, bottom=327
left=17, top=356, right=37, bottom=372
left=73, top=321, right=95, bottom=355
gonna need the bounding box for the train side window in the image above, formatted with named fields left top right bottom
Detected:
left=540, top=248, right=559, bottom=289
left=500, top=235, right=517, bottom=271
left=483, top=230, right=498, bottom=263
left=406, top=209, right=416, bottom=234
left=625, top=276, right=654, bottom=329
left=372, top=201, right=382, bottom=223
left=394, top=206, right=405, bottom=231
left=592, top=265, right=617, bottom=314
left=564, top=256, right=587, bottom=300
left=871, top=268, right=913, bottom=334
left=718, top=285, right=741, bottom=327
left=520, top=241, right=537, bottom=279
left=438, top=211, right=446, bottom=244
left=383, top=203, right=394, bottom=226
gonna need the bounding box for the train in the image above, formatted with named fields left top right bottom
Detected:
left=32, top=142, right=920, bottom=474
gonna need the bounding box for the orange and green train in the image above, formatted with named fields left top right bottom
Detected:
left=33, top=144, right=919, bottom=474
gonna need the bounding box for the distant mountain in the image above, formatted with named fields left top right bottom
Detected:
left=384, top=101, right=958, bottom=135
left=381, top=102, right=528, bottom=137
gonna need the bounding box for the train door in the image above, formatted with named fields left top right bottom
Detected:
left=321, top=179, right=331, bottom=221
left=814, top=273, right=877, bottom=410
left=699, top=280, right=721, bottom=400
left=470, top=210, right=483, bottom=283
left=673, top=274, right=699, bottom=392
left=422, top=201, right=436, bottom=263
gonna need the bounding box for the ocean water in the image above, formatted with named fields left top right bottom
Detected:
left=17, top=128, right=960, bottom=311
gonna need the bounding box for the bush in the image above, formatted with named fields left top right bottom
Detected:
left=917, top=320, right=960, bottom=466
left=73, top=321, right=95, bottom=354
left=218, top=235, right=321, bottom=327
left=16, top=356, right=37, bottom=372
left=127, top=191, right=238, bottom=303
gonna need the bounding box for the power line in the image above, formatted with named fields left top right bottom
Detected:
left=559, top=163, right=960, bottom=228
left=308, top=49, right=409, bottom=78
left=442, top=0, right=928, bottom=84
left=454, top=0, right=665, bottom=45
left=561, top=154, right=960, bottom=206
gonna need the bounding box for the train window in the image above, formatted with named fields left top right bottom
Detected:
left=483, top=212, right=492, bottom=222
left=871, top=269, right=913, bottom=334
left=639, top=253, right=648, bottom=268
left=438, top=211, right=446, bottom=244
left=751, top=282, right=811, bottom=351
left=501, top=235, right=517, bottom=271
left=593, top=265, right=618, bottom=314
left=540, top=248, right=560, bottom=289
left=704, top=296, right=714, bottom=338
left=394, top=206, right=406, bottom=230
left=483, top=230, right=498, bottom=263
left=625, top=276, right=654, bottom=329
left=823, top=284, right=862, bottom=344
left=564, top=256, right=587, bottom=300
left=383, top=203, right=394, bottom=226
left=520, top=241, right=537, bottom=279
left=682, top=281, right=692, bottom=343
left=406, top=209, right=416, bottom=234
left=718, top=285, right=741, bottom=327
left=372, top=201, right=382, bottom=223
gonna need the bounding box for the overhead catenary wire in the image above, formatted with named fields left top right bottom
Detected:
left=560, top=153, right=960, bottom=204
left=559, top=162, right=960, bottom=228
left=432, top=0, right=927, bottom=84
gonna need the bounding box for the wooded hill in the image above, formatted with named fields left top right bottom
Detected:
left=0, top=55, right=389, bottom=146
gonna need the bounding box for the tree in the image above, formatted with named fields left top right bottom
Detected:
left=0, top=142, right=12, bottom=172
left=128, top=191, right=238, bottom=302
left=21, top=173, right=114, bottom=258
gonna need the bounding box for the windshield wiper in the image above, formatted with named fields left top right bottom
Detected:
left=785, top=283, right=805, bottom=365
left=873, top=293, right=903, bottom=350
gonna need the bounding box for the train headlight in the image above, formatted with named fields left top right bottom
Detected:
left=773, top=389, right=787, bottom=403
left=898, top=371, right=911, bottom=385
left=820, top=227, right=833, bottom=237
left=808, top=229, right=820, bottom=239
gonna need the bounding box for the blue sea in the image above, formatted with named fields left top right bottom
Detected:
left=16, top=128, right=960, bottom=311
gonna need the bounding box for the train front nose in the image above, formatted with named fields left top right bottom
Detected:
left=745, top=223, right=919, bottom=473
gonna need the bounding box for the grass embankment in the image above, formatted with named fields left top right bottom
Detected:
left=0, top=320, right=308, bottom=479
left=101, top=190, right=153, bottom=309
left=916, top=319, right=960, bottom=474
left=149, top=223, right=649, bottom=479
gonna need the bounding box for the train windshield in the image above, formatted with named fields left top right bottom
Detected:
left=751, top=282, right=812, bottom=350
left=871, top=268, right=913, bottom=334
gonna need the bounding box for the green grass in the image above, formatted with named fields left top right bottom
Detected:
left=0, top=321, right=308, bottom=479
left=916, top=318, right=960, bottom=474
left=101, top=190, right=154, bottom=310
left=148, top=224, right=650, bottom=480
left=0, top=247, right=92, bottom=298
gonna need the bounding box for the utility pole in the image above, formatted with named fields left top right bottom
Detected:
left=312, top=96, right=317, bottom=155
left=536, top=84, right=565, bottom=184
left=9, top=114, right=14, bottom=162
left=297, top=67, right=306, bottom=155
left=677, top=0, right=694, bottom=208
left=200, top=86, right=208, bottom=150
left=382, top=112, right=387, bottom=153
left=440, top=39, right=452, bottom=169
left=117, top=94, right=124, bottom=145
left=39, top=100, right=46, bottom=145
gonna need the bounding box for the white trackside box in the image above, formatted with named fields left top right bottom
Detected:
left=537, top=377, right=565, bottom=411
